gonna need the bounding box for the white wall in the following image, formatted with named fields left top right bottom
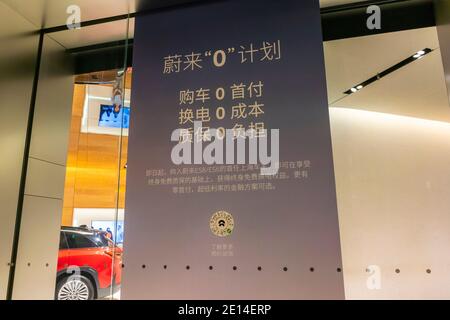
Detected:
left=72, top=208, right=124, bottom=227
left=331, top=107, right=450, bottom=299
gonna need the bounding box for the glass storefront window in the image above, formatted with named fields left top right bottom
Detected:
left=57, top=68, right=132, bottom=300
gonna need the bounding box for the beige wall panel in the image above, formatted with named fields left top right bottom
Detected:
left=331, top=107, right=450, bottom=299
left=25, top=158, right=66, bottom=199
left=0, top=2, right=39, bottom=300
left=29, top=35, right=74, bottom=166
left=11, top=35, right=73, bottom=300
left=12, top=196, right=62, bottom=300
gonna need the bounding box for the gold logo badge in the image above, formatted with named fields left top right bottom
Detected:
left=210, top=211, right=234, bottom=237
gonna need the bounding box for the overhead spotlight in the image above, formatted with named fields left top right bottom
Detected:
left=413, top=49, right=430, bottom=59
left=413, top=50, right=426, bottom=59
left=344, top=48, right=433, bottom=95
left=348, top=85, right=363, bottom=94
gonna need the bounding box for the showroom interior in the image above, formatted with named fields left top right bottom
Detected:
left=1, top=0, right=450, bottom=300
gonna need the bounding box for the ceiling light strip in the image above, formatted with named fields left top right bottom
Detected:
left=344, top=48, right=433, bottom=95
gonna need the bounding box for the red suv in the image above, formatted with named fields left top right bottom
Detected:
left=56, top=226, right=122, bottom=300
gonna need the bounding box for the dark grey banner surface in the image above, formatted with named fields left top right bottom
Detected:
left=435, top=0, right=450, bottom=103
left=122, top=0, right=344, bottom=299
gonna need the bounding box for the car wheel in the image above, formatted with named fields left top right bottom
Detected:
left=56, top=275, right=95, bottom=300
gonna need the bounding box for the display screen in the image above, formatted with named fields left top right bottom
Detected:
left=98, top=105, right=130, bottom=129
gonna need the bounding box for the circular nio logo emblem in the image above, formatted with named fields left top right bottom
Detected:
left=210, top=211, right=234, bottom=237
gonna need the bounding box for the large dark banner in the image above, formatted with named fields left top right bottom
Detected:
left=123, top=0, right=344, bottom=299
left=435, top=0, right=450, bottom=103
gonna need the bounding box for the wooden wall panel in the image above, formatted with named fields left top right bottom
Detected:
left=61, top=84, right=128, bottom=226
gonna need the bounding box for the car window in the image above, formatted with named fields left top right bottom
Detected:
left=89, top=233, right=111, bottom=247
left=64, top=230, right=112, bottom=249
left=65, top=232, right=97, bottom=249
left=59, top=232, right=69, bottom=250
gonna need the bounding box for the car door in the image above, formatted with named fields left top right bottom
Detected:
left=57, top=231, right=70, bottom=273
left=65, top=231, right=113, bottom=290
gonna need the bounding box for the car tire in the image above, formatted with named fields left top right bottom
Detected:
left=55, top=274, right=95, bottom=300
